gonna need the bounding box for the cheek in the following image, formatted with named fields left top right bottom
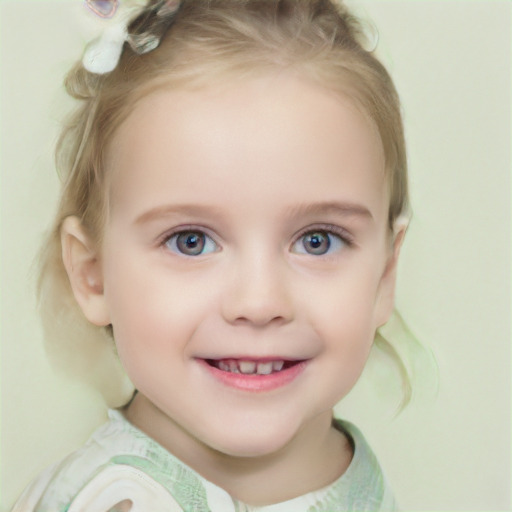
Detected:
left=319, top=299, right=377, bottom=361
left=314, top=292, right=378, bottom=397
left=303, top=265, right=383, bottom=368
left=102, top=254, right=221, bottom=360
left=306, top=264, right=383, bottom=329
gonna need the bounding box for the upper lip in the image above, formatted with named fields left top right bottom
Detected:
left=196, top=355, right=308, bottom=362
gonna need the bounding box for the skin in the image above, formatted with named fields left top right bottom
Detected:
left=62, top=72, right=404, bottom=505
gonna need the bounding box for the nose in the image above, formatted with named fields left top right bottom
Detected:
left=221, top=251, right=294, bottom=327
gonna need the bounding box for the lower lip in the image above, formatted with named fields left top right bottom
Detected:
left=197, top=359, right=308, bottom=392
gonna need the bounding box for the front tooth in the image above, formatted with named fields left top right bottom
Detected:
left=228, top=360, right=240, bottom=373
left=256, top=362, right=273, bottom=375
left=218, top=360, right=230, bottom=372
left=272, top=361, right=284, bottom=372
left=239, top=360, right=256, bottom=374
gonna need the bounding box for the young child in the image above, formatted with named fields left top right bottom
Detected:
left=13, top=0, right=410, bottom=510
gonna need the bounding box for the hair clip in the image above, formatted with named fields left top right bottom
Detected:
left=126, top=0, right=181, bottom=54
left=82, top=18, right=129, bottom=74
left=82, top=0, right=180, bottom=75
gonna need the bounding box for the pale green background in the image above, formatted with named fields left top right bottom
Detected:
left=1, top=1, right=510, bottom=510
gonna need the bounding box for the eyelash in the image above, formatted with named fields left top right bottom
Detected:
left=291, top=224, right=354, bottom=256
left=159, top=226, right=219, bottom=257
left=158, top=224, right=354, bottom=257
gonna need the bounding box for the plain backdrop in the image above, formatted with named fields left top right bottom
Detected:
left=1, top=0, right=510, bottom=510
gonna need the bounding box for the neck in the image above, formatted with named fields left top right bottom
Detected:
left=124, top=393, right=352, bottom=506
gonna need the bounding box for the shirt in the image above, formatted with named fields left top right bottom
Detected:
left=12, top=410, right=398, bottom=512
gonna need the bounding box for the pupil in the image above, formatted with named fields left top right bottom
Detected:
left=177, top=231, right=205, bottom=255
left=310, top=235, right=322, bottom=248
left=304, top=231, right=330, bottom=255
left=186, top=234, right=199, bottom=247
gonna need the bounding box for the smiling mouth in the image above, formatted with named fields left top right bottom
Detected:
left=205, top=359, right=300, bottom=376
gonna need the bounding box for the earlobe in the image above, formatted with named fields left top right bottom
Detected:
left=61, top=216, right=111, bottom=326
left=375, top=224, right=408, bottom=327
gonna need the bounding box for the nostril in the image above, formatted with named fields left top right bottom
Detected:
left=232, top=313, right=290, bottom=328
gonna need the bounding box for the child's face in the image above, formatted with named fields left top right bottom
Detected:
left=87, top=73, right=398, bottom=456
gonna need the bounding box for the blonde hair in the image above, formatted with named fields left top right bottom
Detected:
left=39, top=0, right=410, bottom=407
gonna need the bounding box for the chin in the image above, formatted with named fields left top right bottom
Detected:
left=204, top=419, right=301, bottom=459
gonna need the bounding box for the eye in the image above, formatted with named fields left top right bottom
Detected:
left=292, top=230, right=346, bottom=256
left=165, top=230, right=218, bottom=256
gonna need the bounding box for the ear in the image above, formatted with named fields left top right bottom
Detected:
left=61, top=216, right=111, bottom=326
left=374, top=223, right=407, bottom=328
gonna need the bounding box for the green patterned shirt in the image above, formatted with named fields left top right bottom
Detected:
left=12, top=410, right=398, bottom=512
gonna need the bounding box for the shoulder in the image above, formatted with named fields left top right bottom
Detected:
left=9, top=410, right=167, bottom=512
left=11, top=464, right=184, bottom=512
left=10, top=409, right=231, bottom=512
left=10, top=410, right=206, bottom=512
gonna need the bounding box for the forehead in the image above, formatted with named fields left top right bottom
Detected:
left=107, top=72, right=387, bottom=222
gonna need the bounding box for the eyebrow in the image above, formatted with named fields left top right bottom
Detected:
left=286, top=201, right=374, bottom=221
left=134, top=201, right=373, bottom=225
left=134, top=204, right=225, bottom=225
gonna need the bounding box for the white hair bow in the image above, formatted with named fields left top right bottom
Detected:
left=82, top=0, right=180, bottom=74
